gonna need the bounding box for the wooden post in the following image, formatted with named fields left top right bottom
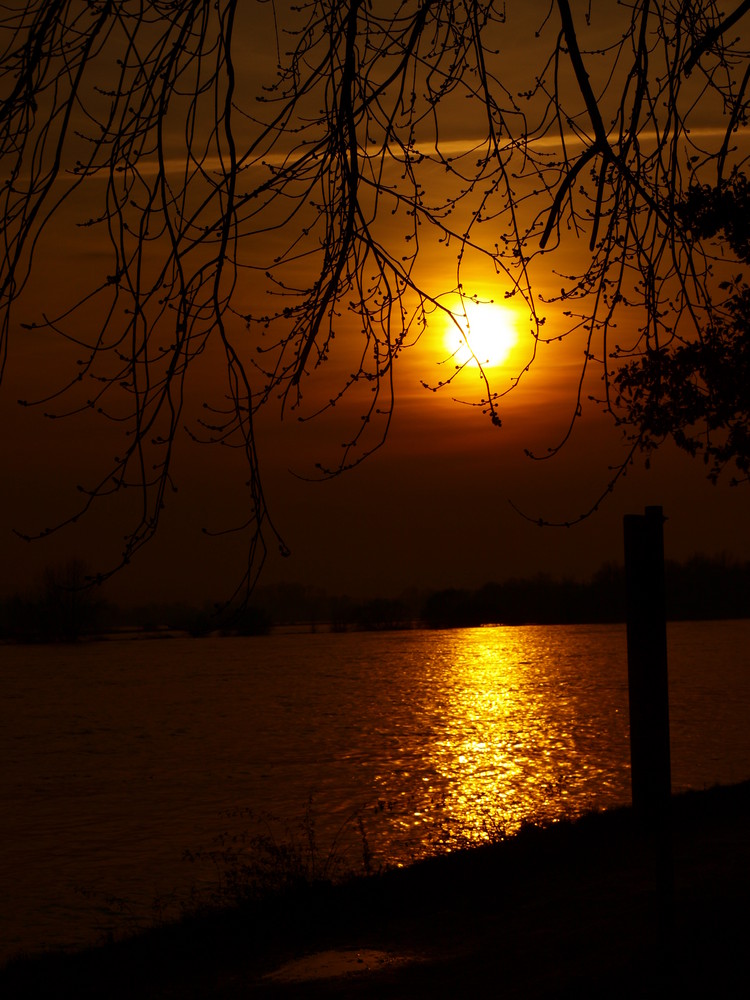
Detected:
left=623, top=505, right=671, bottom=822
left=624, top=505, right=673, bottom=936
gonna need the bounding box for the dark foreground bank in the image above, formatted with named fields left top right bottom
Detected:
left=3, top=782, right=749, bottom=999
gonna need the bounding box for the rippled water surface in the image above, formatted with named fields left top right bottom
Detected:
left=2, top=621, right=749, bottom=962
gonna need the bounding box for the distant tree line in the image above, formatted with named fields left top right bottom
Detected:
left=0, top=559, right=270, bottom=643
left=250, top=585, right=425, bottom=633
left=423, top=566, right=624, bottom=630
left=248, top=556, right=750, bottom=630
left=0, top=560, right=110, bottom=643
left=1, top=554, right=748, bottom=643
left=423, top=555, right=750, bottom=629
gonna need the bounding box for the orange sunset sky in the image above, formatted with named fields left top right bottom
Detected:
left=1, top=1, right=748, bottom=606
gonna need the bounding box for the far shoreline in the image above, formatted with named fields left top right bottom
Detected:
left=2, top=615, right=749, bottom=647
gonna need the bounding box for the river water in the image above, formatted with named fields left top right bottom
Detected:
left=2, top=621, right=749, bottom=963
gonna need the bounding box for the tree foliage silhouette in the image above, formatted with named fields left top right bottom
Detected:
left=616, top=174, right=750, bottom=484
left=1, top=1, right=749, bottom=595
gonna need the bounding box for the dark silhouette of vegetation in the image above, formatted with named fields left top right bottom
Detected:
left=665, top=553, right=750, bottom=621
left=0, top=581, right=272, bottom=643
left=2, top=553, right=746, bottom=641
left=0, top=559, right=108, bottom=642
left=252, top=585, right=416, bottom=632
left=616, top=174, right=750, bottom=485
left=423, top=566, right=627, bottom=629
left=2, top=3, right=749, bottom=594
left=118, top=601, right=270, bottom=638
left=229, top=605, right=272, bottom=637
left=422, top=555, right=750, bottom=628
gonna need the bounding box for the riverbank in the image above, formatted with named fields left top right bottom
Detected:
left=2, top=781, right=749, bottom=998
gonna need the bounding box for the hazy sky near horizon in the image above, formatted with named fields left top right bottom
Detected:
left=1, top=1, right=749, bottom=607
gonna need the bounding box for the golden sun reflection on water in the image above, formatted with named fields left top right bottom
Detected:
left=376, top=625, right=632, bottom=857
left=434, top=634, right=564, bottom=841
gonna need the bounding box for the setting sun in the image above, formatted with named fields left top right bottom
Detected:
left=444, top=300, right=519, bottom=369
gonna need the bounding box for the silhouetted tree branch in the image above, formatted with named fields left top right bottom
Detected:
left=1, top=1, right=749, bottom=595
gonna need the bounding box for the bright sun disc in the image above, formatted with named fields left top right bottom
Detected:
left=445, top=300, right=518, bottom=368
